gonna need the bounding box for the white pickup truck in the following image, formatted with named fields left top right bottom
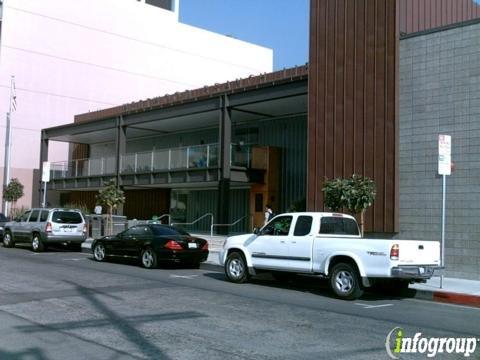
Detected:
left=219, top=212, right=440, bottom=300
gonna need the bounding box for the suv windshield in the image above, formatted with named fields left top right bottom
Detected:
left=52, top=211, right=83, bottom=224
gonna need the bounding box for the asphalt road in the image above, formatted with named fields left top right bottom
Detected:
left=0, top=245, right=478, bottom=360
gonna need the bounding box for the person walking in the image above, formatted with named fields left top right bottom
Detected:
left=264, top=204, right=274, bottom=225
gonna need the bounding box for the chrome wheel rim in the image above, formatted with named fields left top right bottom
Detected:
left=94, top=244, right=105, bottom=261
left=32, top=237, right=39, bottom=251
left=142, top=250, right=154, bottom=268
left=3, top=234, right=10, bottom=246
left=228, top=258, right=244, bottom=279
left=335, top=270, right=354, bottom=293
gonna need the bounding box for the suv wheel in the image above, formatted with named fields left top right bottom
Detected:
left=31, top=234, right=45, bottom=252
left=3, top=231, right=14, bottom=248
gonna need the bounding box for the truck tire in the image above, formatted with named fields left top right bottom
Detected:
left=330, top=262, right=363, bottom=300
left=3, top=231, right=14, bottom=248
left=225, top=252, right=249, bottom=283
left=31, top=233, right=45, bottom=252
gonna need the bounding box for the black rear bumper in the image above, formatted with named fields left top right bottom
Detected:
left=157, top=249, right=209, bottom=263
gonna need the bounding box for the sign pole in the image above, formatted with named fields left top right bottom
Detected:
left=42, top=181, right=47, bottom=208
left=440, top=174, right=446, bottom=289
left=438, top=134, right=451, bottom=289
left=41, top=161, right=50, bottom=208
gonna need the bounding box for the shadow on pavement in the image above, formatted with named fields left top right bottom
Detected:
left=202, top=271, right=419, bottom=302
left=14, top=281, right=207, bottom=360
left=0, top=347, right=48, bottom=359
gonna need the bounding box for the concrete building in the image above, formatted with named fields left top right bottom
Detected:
left=0, top=0, right=272, bottom=210
left=399, top=21, right=480, bottom=279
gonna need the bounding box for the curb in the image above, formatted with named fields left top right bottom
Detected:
left=411, top=289, right=480, bottom=308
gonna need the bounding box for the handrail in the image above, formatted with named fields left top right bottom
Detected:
left=171, top=213, right=214, bottom=237
left=149, top=214, right=171, bottom=225
left=211, top=216, right=247, bottom=239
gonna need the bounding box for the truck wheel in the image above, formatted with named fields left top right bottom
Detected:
left=3, top=231, right=14, bottom=248
left=225, top=252, right=249, bottom=283
left=31, top=234, right=45, bottom=252
left=330, top=262, right=363, bottom=300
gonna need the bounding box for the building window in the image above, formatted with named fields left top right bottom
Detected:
left=145, top=0, right=173, bottom=11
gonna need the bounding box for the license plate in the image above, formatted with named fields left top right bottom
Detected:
left=419, top=267, right=425, bottom=274
left=62, top=228, right=72, bottom=232
left=188, top=243, right=197, bottom=249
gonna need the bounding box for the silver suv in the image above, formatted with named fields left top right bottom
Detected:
left=3, top=208, right=87, bottom=252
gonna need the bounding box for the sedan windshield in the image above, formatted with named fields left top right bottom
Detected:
left=150, top=225, right=190, bottom=236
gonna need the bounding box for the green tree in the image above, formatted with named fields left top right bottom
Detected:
left=3, top=178, right=24, bottom=217
left=322, top=174, right=376, bottom=236
left=96, top=179, right=125, bottom=235
left=322, top=178, right=346, bottom=212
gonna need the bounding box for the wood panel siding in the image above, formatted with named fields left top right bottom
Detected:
left=124, top=189, right=170, bottom=220
left=308, top=0, right=399, bottom=233
left=399, top=0, right=480, bottom=34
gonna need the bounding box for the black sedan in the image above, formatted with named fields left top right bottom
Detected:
left=91, top=224, right=209, bottom=269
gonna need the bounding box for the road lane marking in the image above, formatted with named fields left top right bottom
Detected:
left=63, top=258, right=87, bottom=261
left=354, top=302, right=393, bottom=309
left=170, top=274, right=199, bottom=279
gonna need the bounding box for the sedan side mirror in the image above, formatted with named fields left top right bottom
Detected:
left=14, top=217, right=20, bottom=222
left=253, top=227, right=259, bottom=235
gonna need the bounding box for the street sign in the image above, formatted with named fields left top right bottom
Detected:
left=42, top=161, right=51, bottom=182
left=438, top=135, right=451, bottom=176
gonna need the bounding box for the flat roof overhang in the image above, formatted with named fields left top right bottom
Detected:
left=43, top=76, right=308, bottom=145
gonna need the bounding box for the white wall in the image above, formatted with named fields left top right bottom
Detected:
left=0, top=0, right=273, bottom=207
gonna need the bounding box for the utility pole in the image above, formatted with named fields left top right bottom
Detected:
left=2, top=75, right=15, bottom=217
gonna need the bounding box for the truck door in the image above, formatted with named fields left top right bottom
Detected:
left=287, top=215, right=314, bottom=271
left=247, top=215, right=293, bottom=270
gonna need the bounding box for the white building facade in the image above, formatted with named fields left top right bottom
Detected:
left=0, top=0, right=272, bottom=209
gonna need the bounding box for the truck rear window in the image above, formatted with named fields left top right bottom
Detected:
left=319, top=217, right=359, bottom=236
left=52, top=211, right=83, bottom=224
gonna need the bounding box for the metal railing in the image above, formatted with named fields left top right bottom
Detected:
left=171, top=213, right=214, bottom=238
left=49, top=143, right=251, bottom=180
left=211, top=216, right=248, bottom=238
left=150, top=214, right=171, bottom=225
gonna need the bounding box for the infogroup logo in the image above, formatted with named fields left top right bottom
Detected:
left=385, top=327, right=478, bottom=359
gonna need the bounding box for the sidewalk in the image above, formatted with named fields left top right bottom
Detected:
left=82, top=237, right=480, bottom=308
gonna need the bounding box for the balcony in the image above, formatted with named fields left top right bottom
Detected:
left=49, top=143, right=255, bottom=189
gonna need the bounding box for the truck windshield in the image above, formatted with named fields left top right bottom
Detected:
left=319, top=217, right=359, bottom=236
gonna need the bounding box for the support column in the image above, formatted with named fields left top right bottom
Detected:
left=37, top=132, right=49, bottom=208
left=115, top=116, right=126, bottom=215
left=217, top=95, right=231, bottom=235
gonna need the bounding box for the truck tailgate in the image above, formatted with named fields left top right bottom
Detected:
left=397, top=240, right=440, bottom=265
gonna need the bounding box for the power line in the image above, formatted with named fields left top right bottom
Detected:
left=3, top=45, right=197, bottom=88
left=0, top=84, right=117, bottom=106
left=6, top=5, right=265, bottom=73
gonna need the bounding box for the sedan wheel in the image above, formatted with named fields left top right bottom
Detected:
left=3, top=231, right=13, bottom=248
left=32, top=234, right=44, bottom=252
left=141, top=248, right=157, bottom=269
left=225, top=252, right=249, bottom=283
left=93, top=243, right=106, bottom=262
